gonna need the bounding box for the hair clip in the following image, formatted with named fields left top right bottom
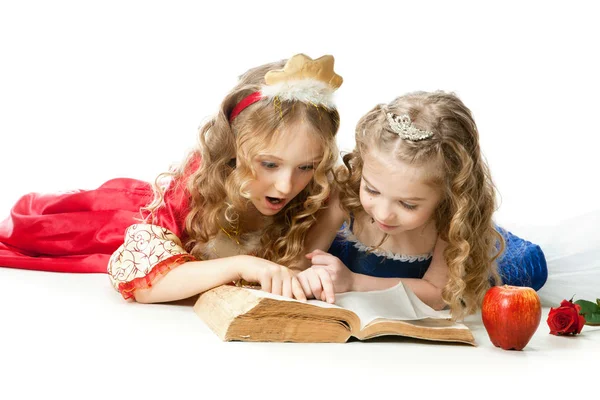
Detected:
left=386, top=112, right=433, bottom=141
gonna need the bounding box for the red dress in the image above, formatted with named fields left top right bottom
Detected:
left=0, top=157, right=200, bottom=299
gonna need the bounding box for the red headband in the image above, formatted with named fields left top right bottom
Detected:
left=229, top=91, right=263, bottom=122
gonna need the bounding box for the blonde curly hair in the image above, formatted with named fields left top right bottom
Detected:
left=337, top=91, right=503, bottom=320
left=145, top=59, right=340, bottom=266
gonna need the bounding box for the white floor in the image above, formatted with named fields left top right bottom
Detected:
left=1, top=266, right=597, bottom=400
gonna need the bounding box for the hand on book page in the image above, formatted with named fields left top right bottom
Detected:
left=241, top=281, right=450, bottom=322
left=302, top=249, right=354, bottom=301
left=295, top=266, right=336, bottom=304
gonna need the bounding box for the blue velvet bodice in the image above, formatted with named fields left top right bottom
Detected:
left=328, top=223, right=548, bottom=291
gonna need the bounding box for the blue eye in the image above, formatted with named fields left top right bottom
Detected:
left=261, top=162, right=277, bottom=169
left=299, top=165, right=315, bottom=171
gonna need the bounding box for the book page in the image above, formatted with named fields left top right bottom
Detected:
left=246, top=287, right=344, bottom=309
left=334, top=283, right=450, bottom=330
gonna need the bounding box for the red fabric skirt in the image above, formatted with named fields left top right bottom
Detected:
left=0, top=178, right=154, bottom=273
left=1, top=155, right=196, bottom=274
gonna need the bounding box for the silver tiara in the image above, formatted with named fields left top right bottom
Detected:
left=386, top=112, right=433, bottom=141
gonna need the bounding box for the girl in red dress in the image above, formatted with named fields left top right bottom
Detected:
left=0, top=54, right=343, bottom=303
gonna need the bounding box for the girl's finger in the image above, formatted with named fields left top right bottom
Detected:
left=271, top=274, right=282, bottom=296
left=297, top=274, right=314, bottom=299
left=314, top=268, right=335, bottom=304
left=260, top=274, right=272, bottom=294
left=282, top=276, right=292, bottom=299
left=306, top=271, right=323, bottom=302
left=310, top=254, right=334, bottom=266
left=291, top=277, right=307, bottom=302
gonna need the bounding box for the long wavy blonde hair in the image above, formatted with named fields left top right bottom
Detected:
left=145, top=59, right=340, bottom=266
left=337, top=91, right=503, bottom=320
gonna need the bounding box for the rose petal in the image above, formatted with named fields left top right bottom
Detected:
left=547, top=308, right=563, bottom=333
left=554, top=307, right=580, bottom=334
left=560, top=299, right=572, bottom=308
left=550, top=312, right=569, bottom=334
left=567, top=308, right=580, bottom=333
left=575, top=314, right=586, bottom=334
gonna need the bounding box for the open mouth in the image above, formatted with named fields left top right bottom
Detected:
left=265, top=196, right=287, bottom=208
left=266, top=196, right=283, bottom=204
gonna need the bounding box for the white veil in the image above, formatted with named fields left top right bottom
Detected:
left=502, top=210, right=600, bottom=307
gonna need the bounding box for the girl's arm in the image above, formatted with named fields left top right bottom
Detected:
left=108, top=224, right=305, bottom=303
left=351, top=239, right=449, bottom=310
left=134, top=255, right=305, bottom=303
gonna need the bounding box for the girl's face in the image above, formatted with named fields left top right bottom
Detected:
left=245, top=123, right=323, bottom=216
left=359, top=148, right=442, bottom=235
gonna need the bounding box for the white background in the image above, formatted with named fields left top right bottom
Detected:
left=2, top=0, right=599, bottom=228
left=1, top=1, right=599, bottom=398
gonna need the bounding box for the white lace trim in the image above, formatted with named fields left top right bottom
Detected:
left=339, top=224, right=433, bottom=263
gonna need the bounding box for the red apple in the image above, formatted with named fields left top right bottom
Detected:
left=481, top=285, right=541, bottom=351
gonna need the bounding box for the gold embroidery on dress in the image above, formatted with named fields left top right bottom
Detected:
left=107, top=224, right=189, bottom=291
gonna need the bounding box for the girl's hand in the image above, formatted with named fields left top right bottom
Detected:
left=305, top=249, right=356, bottom=294
left=296, top=267, right=336, bottom=304
left=237, top=256, right=306, bottom=301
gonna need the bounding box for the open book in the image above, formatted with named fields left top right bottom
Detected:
left=193, top=282, right=475, bottom=345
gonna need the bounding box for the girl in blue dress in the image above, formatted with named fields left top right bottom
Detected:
left=296, top=91, right=547, bottom=320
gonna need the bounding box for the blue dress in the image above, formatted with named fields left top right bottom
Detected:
left=328, top=222, right=548, bottom=291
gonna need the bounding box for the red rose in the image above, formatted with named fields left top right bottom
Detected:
left=547, top=299, right=586, bottom=335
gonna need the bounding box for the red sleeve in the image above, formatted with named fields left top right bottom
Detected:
left=108, top=155, right=203, bottom=301
left=149, top=154, right=202, bottom=240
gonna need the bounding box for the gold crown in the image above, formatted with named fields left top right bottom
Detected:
left=265, top=54, right=343, bottom=89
